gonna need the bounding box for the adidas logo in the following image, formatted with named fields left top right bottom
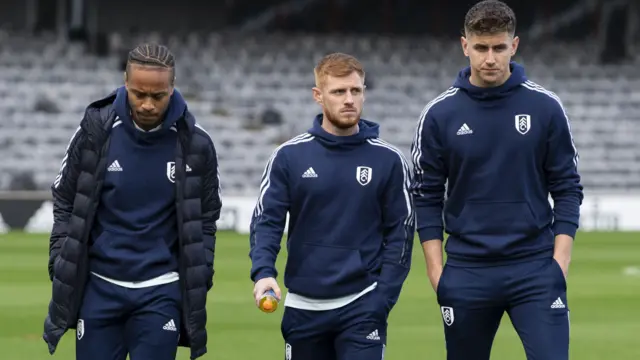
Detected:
left=551, top=297, right=566, bottom=309
left=456, top=123, right=473, bottom=135
left=302, top=167, right=318, bottom=178
left=366, top=329, right=380, bottom=341
left=162, top=319, right=177, bottom=331
left=108, top=160, right=123, bottom=172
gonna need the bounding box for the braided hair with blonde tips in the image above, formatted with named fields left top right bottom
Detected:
left=126, top=43, right=176, bottom=85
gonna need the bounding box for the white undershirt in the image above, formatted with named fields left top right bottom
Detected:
left=284, top=282, right=377, bottom=311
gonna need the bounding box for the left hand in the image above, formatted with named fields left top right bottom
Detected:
left=554, top=257, right=570, bottom=279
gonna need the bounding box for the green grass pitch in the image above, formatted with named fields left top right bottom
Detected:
left=1, top=231, right=639, bottom=359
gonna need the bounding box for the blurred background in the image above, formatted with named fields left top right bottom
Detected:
left=0, top=0, right=639, bottom=359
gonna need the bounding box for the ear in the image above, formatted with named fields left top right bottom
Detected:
left=312, top=87, right=322, bottom=106
left=461, top=36, right=469, bottom=57
left=123, top=71, right=128, bottom=87
left=511, top=35, right=520, bottom=56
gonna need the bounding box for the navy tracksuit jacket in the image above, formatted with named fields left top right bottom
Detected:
left=91, top=87, right=182, bottom=282
left=411, top=62, right=583, bottom=359
left=249, top=115, right=415, bottom=360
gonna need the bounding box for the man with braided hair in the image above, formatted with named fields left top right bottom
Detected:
left=43, top=43, right=221, bottom=360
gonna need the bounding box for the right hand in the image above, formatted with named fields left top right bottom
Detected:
left=253, top=277, right=282, bottom=308
left=428, top=269, right=443, bottom=293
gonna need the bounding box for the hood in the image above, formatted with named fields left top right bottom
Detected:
left=453, top=61, right=527, bottom=101
left=307, top=114, right=379, bottom=149
left=114, top=86, right=187, bottom=141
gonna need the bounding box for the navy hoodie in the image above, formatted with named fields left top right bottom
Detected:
left=411, top=62, right=583, bottom=266
left=89, top=86, right=186, bottom=281
left=249, top=115, right=415, bottom=312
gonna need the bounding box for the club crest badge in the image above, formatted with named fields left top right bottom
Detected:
left=515, top=114, right=531, bottom=135
left=77, top=319, right=85, bottom=340
left=441, top=306, right=454, bottom=326
left=356, top=166, right=372, bottom=186
left=167, top=162, right=176, bottom=183
left=285, top=343, right=292, bottom=360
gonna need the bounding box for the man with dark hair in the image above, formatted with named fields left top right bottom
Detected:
left=43, top=43, right=221, bottom=360
left=411, top=1, right=583, bottom=359
left=250, top=53, right=414, bottom=360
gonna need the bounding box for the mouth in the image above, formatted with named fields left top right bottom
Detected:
left=137, top=113, right=157, bottom=121
left=341, top=109, right=357, bottom=114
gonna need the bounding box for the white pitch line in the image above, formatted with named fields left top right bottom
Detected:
left=622, top=266, right=640, bottom=276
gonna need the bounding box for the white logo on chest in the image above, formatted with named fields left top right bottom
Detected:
left=107, top=160, right=123, bottom=172
left=515, top=114, right=531, bottom=135
left=167, top=162, right=176, bottom=183
left=167, top=162, right=192, bottom=183
left=302, top=167, right=318, bottom=178
left=356, top=166, right=372, bottom=186
left=456, top=123, right=473, bottom=135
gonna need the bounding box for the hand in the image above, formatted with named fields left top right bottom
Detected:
left=428, top=268, right=443, bottom=293
left=253, top=277, right=281, bottom=308
left=554, top=257, right=570, bottom=279
left=553, top=235, right=572, bottom=279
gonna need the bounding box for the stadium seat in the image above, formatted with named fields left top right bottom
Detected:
left=0, top=30, right=639, bottom=193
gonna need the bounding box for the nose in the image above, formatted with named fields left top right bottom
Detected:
left=141, top=100, right=154, bottom=112
left=344, top=92, right=355, bottom=105
left=485, top=50, right=496, bottom=65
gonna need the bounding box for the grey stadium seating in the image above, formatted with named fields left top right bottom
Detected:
left=1, top=30, right=639, bottom=195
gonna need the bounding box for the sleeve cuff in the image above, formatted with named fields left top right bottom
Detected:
left=252, top=268, right=277, bottom=283
left=552, top=221, right=578, bottom=239
left=418, top=227, right=444, bottom=243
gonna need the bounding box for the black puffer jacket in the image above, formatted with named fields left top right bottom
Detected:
left=42, top=91, right=221, bottom=359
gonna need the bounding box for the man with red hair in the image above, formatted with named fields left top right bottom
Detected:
left=249, top=53, right=415, bottom=360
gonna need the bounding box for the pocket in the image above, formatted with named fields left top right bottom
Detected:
left=163, top=280, right=183, bottom=307
left=287, top=243, right=369, bottom=297
left=453, top=201, right=538, bottom=235
left=155, top=237, right=173, bottom=259
left=90, top=230, right=172, bottom=263
left=436, top=264, right=448, bottom=300
left=551, top=258, right=567, bottom=290
left=91, top=230, right=112, bottom=252
left=365, top=289, right=388, bottom=323
left=291, top=243, right=367, bottom=279
left=280, top=306, right=301, bottom=339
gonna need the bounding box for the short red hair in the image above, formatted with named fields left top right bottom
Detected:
left=314, top=53, right=365, bottom=88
